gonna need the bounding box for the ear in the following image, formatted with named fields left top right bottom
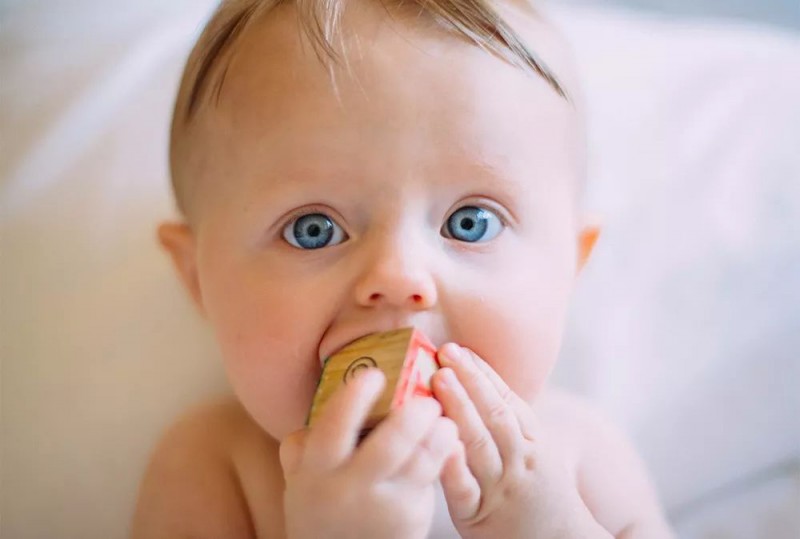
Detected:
left=157, top=222, right=205, bottom=316
left=576, top=221, right=601, bottom=274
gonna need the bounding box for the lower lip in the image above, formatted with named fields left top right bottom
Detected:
left=319, top=330, right=393, bottom=365
left=320, top=338, right=363, bottom=363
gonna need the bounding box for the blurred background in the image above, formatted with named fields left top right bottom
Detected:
left=2, top=0, right=799, bottom=28
left=2, top=1, right=799, bottom=538
left=573, top=0, right=800, bottom=29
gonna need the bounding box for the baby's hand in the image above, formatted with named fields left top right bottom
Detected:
left=432, top=344, right=612, bottom=539
left=280, top=369, right=460, bottom=539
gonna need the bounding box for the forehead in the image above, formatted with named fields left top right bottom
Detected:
left=188, top=3, right=581, bottom=200
left=222, top=5, right=570, bottom=117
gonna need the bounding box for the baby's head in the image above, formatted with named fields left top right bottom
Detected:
left=160, top=0, right=599, bottom=440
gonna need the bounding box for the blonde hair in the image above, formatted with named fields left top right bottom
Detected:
left=170, top=0, right=567, bottom=216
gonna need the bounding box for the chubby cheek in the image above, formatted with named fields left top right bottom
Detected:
left=446, top=254, right=574, bottom=404
left=199, top=259, right=329, bottom=440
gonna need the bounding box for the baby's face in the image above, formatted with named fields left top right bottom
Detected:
left=178, top=6, right=591, bottom=440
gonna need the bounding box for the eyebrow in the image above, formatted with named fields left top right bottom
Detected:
left=445, top=155, right=527, bottom=195
left=238, top=149, right=529, bottom=208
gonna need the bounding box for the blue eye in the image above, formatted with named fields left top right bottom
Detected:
left=282, top=213, right=347, bottom=249
left=443, top=206, right=503, bottom=243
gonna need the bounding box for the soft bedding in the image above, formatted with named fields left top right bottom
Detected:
left=1, top=2, right=798, bottom=537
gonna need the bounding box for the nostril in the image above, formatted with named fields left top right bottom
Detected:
left=369, top=293, right=382, bottom=302
left=412, top=294, right=423, bottom=303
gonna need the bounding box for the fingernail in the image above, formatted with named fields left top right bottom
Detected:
left=442, top=343, right=464, bottom=363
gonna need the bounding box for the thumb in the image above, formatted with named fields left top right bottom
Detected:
left=279, top=429, right=308, bottom=475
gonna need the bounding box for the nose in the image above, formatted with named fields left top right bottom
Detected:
left=354, top=238, right=438, bottom=310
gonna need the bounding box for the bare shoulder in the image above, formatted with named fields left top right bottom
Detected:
left=130, top=396, right=285, bottom=539
left=536, top=388, right=675, bottom=539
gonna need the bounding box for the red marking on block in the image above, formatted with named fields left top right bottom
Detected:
left=390, top=329, right=439, bottom=410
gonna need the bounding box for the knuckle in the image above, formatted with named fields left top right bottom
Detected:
left=465, top=431, right=492, bottom=454
left=461, top=360, right=481, bottom=379
left=428, top=420, right=457, bottom=454
left=523, top=453, right=537, bottom=472
left=501, top=463, right=529, bottom=494
left=419, top=433, right=440, bottom=455
left=417, top=438, right=436, bottom=462
left=377, top=421, right=411, bottom=451
left=502, top=474, right=526, bottom=499
left=453, top=483, right=476, bottom=506
left=487, top=401, right=511, bottom=425
left=381, top=442, right=409, bottom=466
left=497, top=384, right=515, bottom=404
left=501, top=450, right=537, bottom=494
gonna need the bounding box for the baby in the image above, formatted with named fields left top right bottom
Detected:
left=132, top=0, right=674, bottom=537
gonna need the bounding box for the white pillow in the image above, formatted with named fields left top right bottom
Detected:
left=2, top=3, right=223, bottom=538
left=2, top=2, right=798, bottom=538
left=547, top=5, right=800, bottom=536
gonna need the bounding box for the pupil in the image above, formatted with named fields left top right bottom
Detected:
left=308, top=224, right=321, bottom=237
left=461, top=218, right=475, bottom=231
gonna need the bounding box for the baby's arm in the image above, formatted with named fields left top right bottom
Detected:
left=554, top=392, right=675, bottom=539
left=129, top=398, right=284, bottom=539
left=131, top=371, right=460, bottom=539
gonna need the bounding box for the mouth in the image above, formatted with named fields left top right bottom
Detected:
left=319, top=328, right=410, bottom=366
left=318, top=320, right=445, bottom=366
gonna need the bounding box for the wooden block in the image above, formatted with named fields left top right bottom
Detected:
left=307, top=327, right=439, bottom=431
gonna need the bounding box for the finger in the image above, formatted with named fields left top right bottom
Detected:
left=279, top=429, right=308, bottom=476
left=304, top=368, right=386, bottom=471
left=469, top=352, right=542, bottom=440
left=352, top=396, right=443, bottom=480
left=437, top=344, right=522, bottom=463
left=392, top=417, right=460, bottom=485
left=432, top=366, right=503, bottom=490
left=440, top=441, right=481, bottom=521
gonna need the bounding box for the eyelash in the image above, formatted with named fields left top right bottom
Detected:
left=278, top=200, right=511, bottom=248
left=447, top=200, right=510, bottom=224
